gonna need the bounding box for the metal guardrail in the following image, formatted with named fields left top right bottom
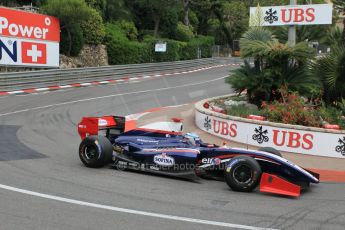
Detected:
left=0, top=58, right=239, bottom=92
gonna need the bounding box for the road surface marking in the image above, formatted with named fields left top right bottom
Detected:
left=0, top=183, right=277, bottom=230
left=0, top=75, right=228, bottom=117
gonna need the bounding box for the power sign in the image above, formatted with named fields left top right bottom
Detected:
left=0, top=7, right=60, bottom=67
left=250, top=4, right=332, bottom=26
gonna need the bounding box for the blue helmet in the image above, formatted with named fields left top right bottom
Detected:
left=184, top=133, right=201, bottom=146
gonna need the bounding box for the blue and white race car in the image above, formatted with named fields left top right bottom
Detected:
left=77, top=116, right=319, bottom=197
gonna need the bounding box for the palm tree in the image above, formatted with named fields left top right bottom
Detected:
left=226, top=27, right=320, bottom=105
left=313, top=45, right=345, bottom=103
left=333, top=0, right=345, bottom=43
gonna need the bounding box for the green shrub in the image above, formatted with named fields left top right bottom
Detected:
left=339, top=99, right=345, bottom=116
left=105, top=23, right=214, bottom=64
left=181, top=36, right=214, bottom=60
left=142, top=38, right=184, bottom=62
left=316, top=104, right=345, bottom=129
left=105, top=23, right=151, bottom=64
left=107, top=40, right=151, bottom=65
left=114, top=20, right=138, bottom=41
left=104, top=23, right=128, bottom=42
left=80, top=8, right=105, bottom=44
left=174, top=22, right=194, bottom=42
left=226, top=105, right=261, bottom=118
left=227, top=27, right=319, bottom=106
left=60, top=26, right=84, bottom=56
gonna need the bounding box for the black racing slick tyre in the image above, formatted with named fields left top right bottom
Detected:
left=224, top=156, right=262, bottom=192
left=258, top=147, right=282, bottom=157
left=79, top=135, right=113, bottom=168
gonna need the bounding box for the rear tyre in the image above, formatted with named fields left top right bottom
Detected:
left=224, top=156, right=262, bottom=192
left=258, top=147, right=282, bottom=157
left=79, top=135, right=113, bottom=168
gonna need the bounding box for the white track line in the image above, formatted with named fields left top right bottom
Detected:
left=59, top=85, right=72, bottom=88
left=0, top=75, right=228, bottom=117
left=36, top=87, right=50, bottom=91
left=0, top=184, right=277, bottom=230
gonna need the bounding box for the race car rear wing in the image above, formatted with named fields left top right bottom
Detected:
left=77, top=116, right=132, bottom=140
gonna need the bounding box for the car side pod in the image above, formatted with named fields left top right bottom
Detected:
left=259, top=173, right=301, bottom=197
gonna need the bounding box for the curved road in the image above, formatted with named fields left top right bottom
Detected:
left=0, top=66, right=344, bottom=230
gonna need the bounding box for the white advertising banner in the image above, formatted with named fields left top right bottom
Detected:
left=0, top=36, right=59, bottom=67
left=250, top=4, right=333, bottom=26
left=0, top=7, right=60, bottom=67
left=195, top=110, right=345, bottom=158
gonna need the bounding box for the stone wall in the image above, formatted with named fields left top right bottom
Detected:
left=0, top=44, right=109, bottom=73
left=59, top=44, right=108, bottom=69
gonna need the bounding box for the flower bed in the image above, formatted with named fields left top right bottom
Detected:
left=195, top=95, right=345, bottom=158
left=210, top=93, right=345, bottom=130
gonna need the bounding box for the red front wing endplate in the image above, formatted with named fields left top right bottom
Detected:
left=259, top=173, right=301, bottom=197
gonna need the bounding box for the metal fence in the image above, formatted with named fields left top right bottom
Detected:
left=0, top=58, right=239, bottom=92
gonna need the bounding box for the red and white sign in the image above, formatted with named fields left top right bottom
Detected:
left=196, top=110, right=345, bottom=158
left=250, top=4, right=332, bottom=26
left=0, top=7, right=60, bottom=67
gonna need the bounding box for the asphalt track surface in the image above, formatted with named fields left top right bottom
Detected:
left=0, top=65, right=344, bottom=230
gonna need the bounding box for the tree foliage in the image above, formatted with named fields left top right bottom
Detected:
left=9, top=0, right=340, bottom=64
left=85, top=0, right=106, bottom=17
left=42, top=0, right=92, bottom=55
left=222, top=2, right=248, bottom=43
left=333, top=0, right=345, bottom=44
left=80, top=8, right=105, bottom=44
left=174, top=22, right=194, bottom=42
left=130, top=0, right=179, bottom=37
left=60, top=26, right=84, bottom=56
left=105, top=0, right=132, bottom=22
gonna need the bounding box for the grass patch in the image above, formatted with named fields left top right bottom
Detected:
left=226, top=105, right=262, bottom=118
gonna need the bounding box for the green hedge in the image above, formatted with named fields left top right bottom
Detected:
left=105, top=23, right=215, bottom=65
left=143, top=37, right=182, bottom=62
left=181, top=36, right=215, bottom=60
left=107, top=41, right=151, bottom=65
left=105, top=23, right=151, bottom=64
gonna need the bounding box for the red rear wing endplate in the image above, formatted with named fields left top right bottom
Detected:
left=77, top=116, right=129, bottom=140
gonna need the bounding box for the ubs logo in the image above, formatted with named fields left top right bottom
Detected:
left=335, top=137, right=345, bottom=156
left=264, top=8, right=278, bottom=24
left=252, top=126, right=269, bottom=144
left=204, top=116, right=211, bottom=131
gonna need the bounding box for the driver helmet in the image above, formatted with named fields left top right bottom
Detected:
left=184, top=133, right=201, bottom=146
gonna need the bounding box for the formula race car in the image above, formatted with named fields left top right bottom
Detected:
left=77, top=116, right=319, bottom=197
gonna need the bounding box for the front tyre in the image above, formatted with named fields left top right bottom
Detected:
left=79, top=135, right=113, bottom=168
left=225, top=156, right=262, bottom=192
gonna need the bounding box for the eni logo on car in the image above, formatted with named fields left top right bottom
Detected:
left=202, top=158, right=221, bottom=165
left=154, top=153, right=175, bottom=166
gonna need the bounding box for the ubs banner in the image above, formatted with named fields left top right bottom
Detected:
left=195, top=110, right=345, bottom=158
left=250, top=4, right=332, bottom=26
left=0, top=7, right=60, bottom=67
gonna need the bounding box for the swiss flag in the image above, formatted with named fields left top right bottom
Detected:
left=21, top=42, right=47, bottom=64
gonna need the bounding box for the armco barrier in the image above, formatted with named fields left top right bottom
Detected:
left=0, top=58, right=240, bottom=92
left=195, top=96, right=345, bottom=158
